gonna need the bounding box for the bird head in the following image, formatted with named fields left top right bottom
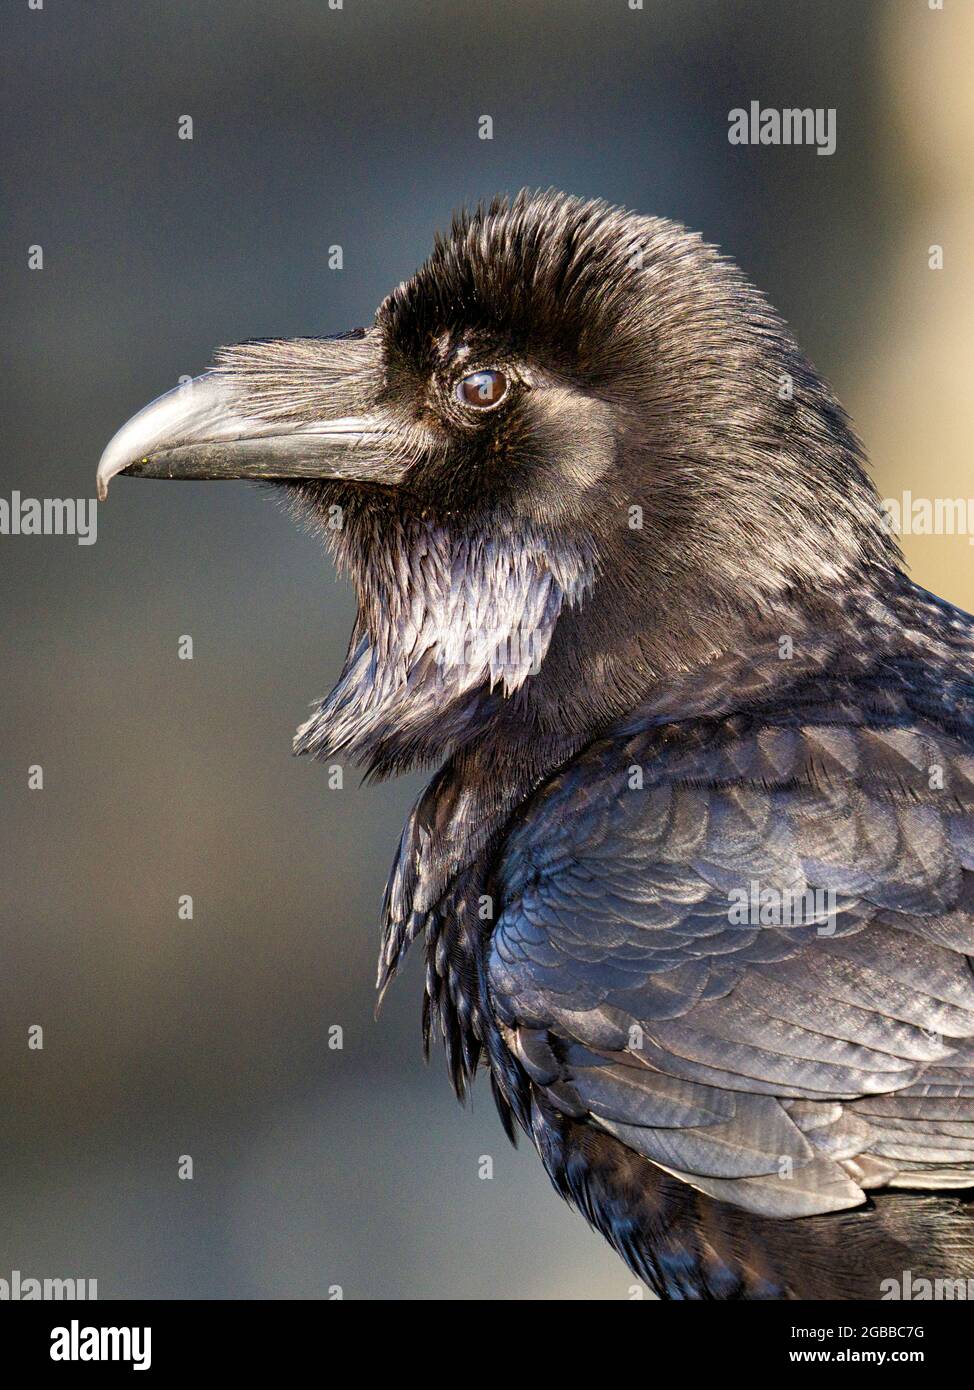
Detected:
left=97, top=190, right=898, bottom=775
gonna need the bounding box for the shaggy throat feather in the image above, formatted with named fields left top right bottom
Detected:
left=293, top=518, right=595, bottom=770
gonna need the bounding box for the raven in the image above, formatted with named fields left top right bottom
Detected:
left=98, top=190, right=974, bottom=1299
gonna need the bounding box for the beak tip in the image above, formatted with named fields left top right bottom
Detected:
left=96, top=436, right=144, bottom=502
left=95, top=449, right=122, bottom=502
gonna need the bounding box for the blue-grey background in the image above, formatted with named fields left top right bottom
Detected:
left=2, top=0, right=972, bottom=1298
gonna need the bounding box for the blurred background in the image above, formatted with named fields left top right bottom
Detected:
left=2, top=0, right=972, bottom=1300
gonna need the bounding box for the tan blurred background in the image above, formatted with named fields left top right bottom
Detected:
left=1, top=0, right=972, bottom=1299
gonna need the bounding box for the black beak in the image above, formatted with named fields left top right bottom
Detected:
left=96, top=333, right=408, bottom=500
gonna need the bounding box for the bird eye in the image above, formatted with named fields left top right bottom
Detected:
left=455, top=369, right=508, bottom=409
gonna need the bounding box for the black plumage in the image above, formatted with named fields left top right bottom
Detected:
left=98, top=190, right=974, bottom=1298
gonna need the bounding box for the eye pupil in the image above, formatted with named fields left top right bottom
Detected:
left=456, top=369, right=507, bottom=408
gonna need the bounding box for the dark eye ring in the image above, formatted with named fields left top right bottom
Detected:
left=455, top=368, right=508, bottom=409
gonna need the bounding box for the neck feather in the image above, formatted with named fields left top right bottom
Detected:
left=293, top=511, right=595, bottom=776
